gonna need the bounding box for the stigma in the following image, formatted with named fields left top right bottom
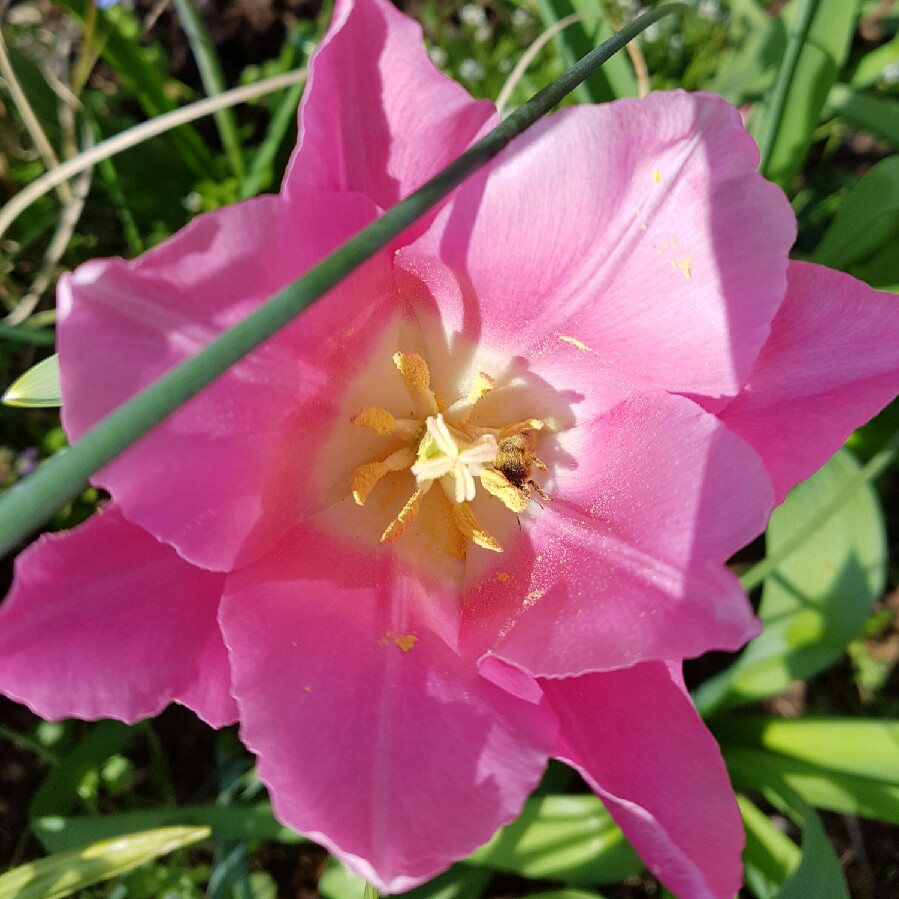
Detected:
left=349, top=351, right=550, bottom=555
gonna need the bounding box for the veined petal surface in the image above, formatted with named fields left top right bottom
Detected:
left=721, top=261, right=899, bottom=501
left=0, top=505, right=234, bottom=727
left=220, top=520, right=556, bottom=893
left=283, top=0, right=495, bottom=222
left=402, top=91, right=795, bottom=398
left=544, top=663, right=743, bottom=899
left=463, top=393, right=769, bottom=675
left=58, top=191, right=395, bottom=572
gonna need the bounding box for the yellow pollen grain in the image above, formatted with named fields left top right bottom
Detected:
left=352, top=406, right=397, bottom=435
left=496, top=572, right=510, bottom=584
left=393, top=633, right=418, bottom=653
left=558, top=334, right=592, bottom=353
left=381, top=487, right=426, bottom=544
left=303, top=685, right=313, bottom=693
left=652, top=169, right=663, bottom=183
left=673, top=257, right=693, bottom=279
left=452, top=502, right=502, bottom=553
left=481, top=467, right=528, bottom=513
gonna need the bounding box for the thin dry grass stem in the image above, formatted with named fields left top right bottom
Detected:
left=6, top=130, right=94, bottom=324
left=625, top=34, right=650, bottom=97
left=0, top=0, right=73, bottom=204
left=144, top=0, right=173, bottom=33
left=495, top=12, right=582, bottom=117
left=0, top=67, right=307, bottom=243
left=7, top=27, right=94, bottom=325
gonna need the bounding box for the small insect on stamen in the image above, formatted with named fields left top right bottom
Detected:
left=493, top=428, right=551, bottom=507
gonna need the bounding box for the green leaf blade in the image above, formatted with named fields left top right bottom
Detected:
left=3, top=354, right=62, bottom=408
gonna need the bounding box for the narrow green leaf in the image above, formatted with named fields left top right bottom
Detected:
left=775, top=806, right=849, bottom=899
left=239, top=75, right=306, bottom=199
left=171, top=0, right=245, bottom=180
left=0, top=4, right=687, bottom=557
left=0, top=324, right=56, bottom=347
left=727, top=746, right=899, bottom=824
left=34, top=803, right=301, bottom=853
left=846, top=33, right=899, bottom=88
left=738, top=794, right=801, bottom=899
left=753, top=0, right=858, bottom=188
left=467, top=794, right=642, bottom=885
left=707, top=0, right=782, bottom=105
left=400, top=865, right=492, bottom=899
left=826, top=83, right=899, bottom=147
left=813, top=156, right=899, bottom=272
left=718, top=717, right=899, bottom=785
left=694, top=450, right=886, bottom=715
left=3, top=354, right=61, bottom=408
left=0, top=826, right=209, bottom=899
left=534, top=0, right=637, bottom=102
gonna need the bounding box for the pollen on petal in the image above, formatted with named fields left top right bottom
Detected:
left=558, top=334, right=593, bottom=353
left=452, top=502, right=502, bottom=552
left=381, top=487, right=426, bottom=544
left=393, top=633, right=418, bottom=653
left=481, top=467, right=528, bottom=513
left=352, top=406, right=397, bottom=435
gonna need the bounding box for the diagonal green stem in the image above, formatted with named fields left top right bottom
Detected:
left=0, top=4, right=686, bottom=556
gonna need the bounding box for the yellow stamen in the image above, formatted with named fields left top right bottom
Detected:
left=381, top=487, right=427, bottom=544
left=351, top=446, right=417, bottom=505
left=351, top=406, right=396, bottom=435
left=393, top=352, right=439, bottom=416
left=452, top=502, right=502, bottom=552
left=480, top=468, right=528, bottom=513
left=468, top=371, right=496, bottom=403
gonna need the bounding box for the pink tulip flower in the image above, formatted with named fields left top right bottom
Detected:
left=2, top=0, right=898, bottom=895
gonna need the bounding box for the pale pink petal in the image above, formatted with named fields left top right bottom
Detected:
left=400, top=90, right=794, bottom=397
left=720, top=261, right=899, bottom=501
left=220, top=520, right=555, bottom=893
left=463, top=393, right=769, bottom=675
left=283, top=0, right=495, bottom=224
left=0, top=505, right=234, bottom=727
left=58, top=190, right=396, bottom=571
left=543, top=663, right=744, bottom=899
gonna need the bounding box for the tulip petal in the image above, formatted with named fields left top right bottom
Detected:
left=463, top=393, right=769, bottom=675
left=543, top=663, right=743, bottom=899
left=402, top=90, right=794, bottom=397
left=0, top=505, right=234, bottom=727
left=221, top=520, right=555, bottom=893
left=283, top=0, right=495, bottom=223
left=720, top=261, right=899, bottom=502
left=58, top=191, right=395, bottom=572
